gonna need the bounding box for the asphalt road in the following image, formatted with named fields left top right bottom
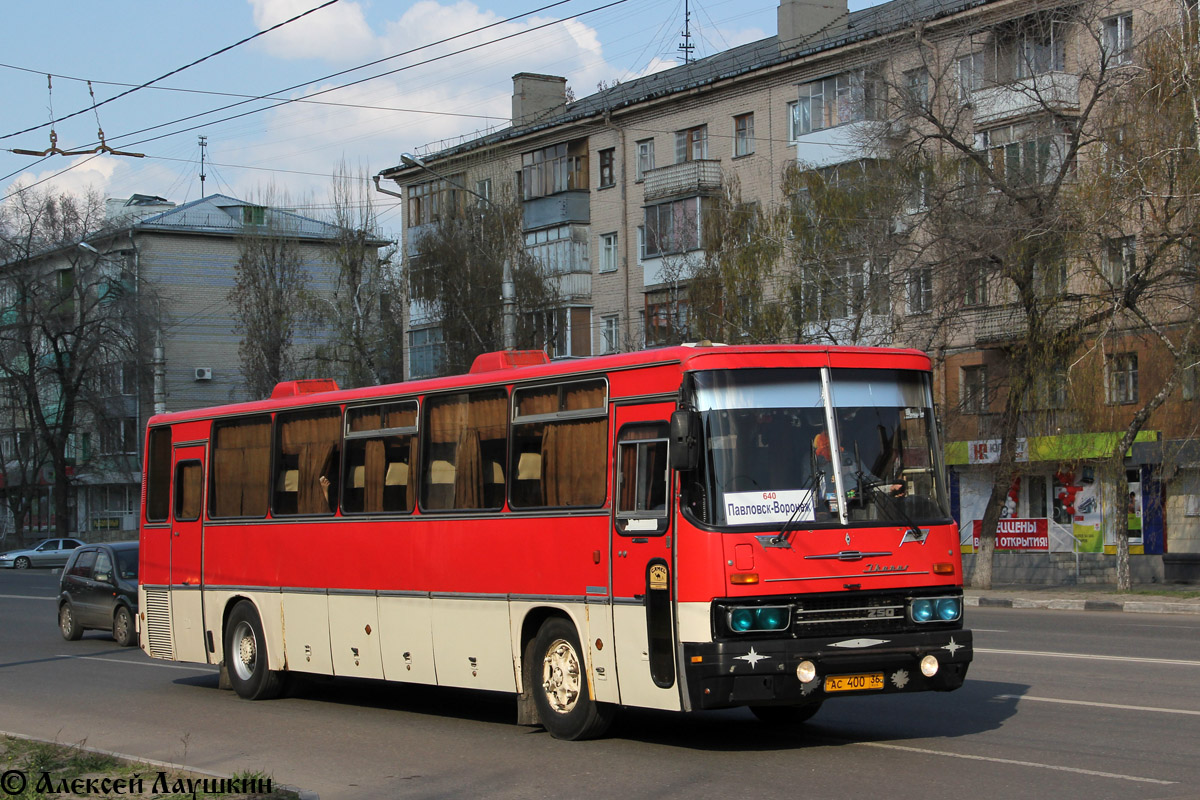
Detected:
left=2, top=568, right=1199, bottom=800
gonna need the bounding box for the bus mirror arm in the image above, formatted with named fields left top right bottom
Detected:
left=669, top=410, right=700, bottom=471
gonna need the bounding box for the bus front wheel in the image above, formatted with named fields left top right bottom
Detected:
left=531, top=618, right=614, bottom=740
left=224, top=601, right=284, bottom=700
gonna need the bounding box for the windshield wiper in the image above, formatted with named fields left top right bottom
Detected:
left=772, top=468, right=823, bottom=547
left=860, top=477, right=924, bottom=542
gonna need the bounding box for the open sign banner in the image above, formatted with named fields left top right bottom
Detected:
left=972, top=518, right=1049, bottom=551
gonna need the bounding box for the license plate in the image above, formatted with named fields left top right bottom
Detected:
left=824, top=672, right=884, bottom=692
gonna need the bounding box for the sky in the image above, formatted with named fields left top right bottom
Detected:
left=0, top=0, right=878, bottom=234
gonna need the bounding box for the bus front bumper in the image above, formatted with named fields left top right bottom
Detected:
left=682, top=628, right=972, bottom=710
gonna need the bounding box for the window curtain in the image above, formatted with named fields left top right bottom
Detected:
left=212, top=419, right=270, bottom=516
left=543, top=419, right=607, bottom=506
left=279, top=413, right=340, bottom=514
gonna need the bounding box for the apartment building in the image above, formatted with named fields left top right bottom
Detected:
left=0, top=194, right=383, bottom=542
left=376, top=0, right=1200, bottom=574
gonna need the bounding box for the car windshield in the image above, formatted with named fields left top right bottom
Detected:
left=115, top=549, right=138, bottom=580
left=688, top=367, right=949, bottom=528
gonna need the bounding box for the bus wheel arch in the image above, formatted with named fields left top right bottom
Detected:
left=223, top=599, right=284, bottom=700
left=526, top=615, right=615, bottom=740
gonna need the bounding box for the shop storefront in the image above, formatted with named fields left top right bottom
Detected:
left=947, top=431, right=1164, bottom=557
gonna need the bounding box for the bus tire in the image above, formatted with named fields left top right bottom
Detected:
left=224, top=601, right=284, bottom=700
left=531, top=617, right=614, bottom=740
left=749, top=701, right=823, bottom=726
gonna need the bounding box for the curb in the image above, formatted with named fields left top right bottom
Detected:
left=964, top=596, right=1200, bottom=614
left=0, top=730, right=319, bottom=800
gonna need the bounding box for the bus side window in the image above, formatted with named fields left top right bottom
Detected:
left=343, top=402, right=418, bottom=514
left=145, top=427, right=172, bottom=522
left=423, top=389, right=507, bottom=511
left=617, top=423, right=669, bottom=534
left=210, top=416, right=272, bottom=518
left=510, top=379, right=608, bottom=509
left=274, top=408, right=341, bottom=516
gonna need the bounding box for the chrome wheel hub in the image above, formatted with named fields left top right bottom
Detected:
left=542, top=638, right=582, bottom=714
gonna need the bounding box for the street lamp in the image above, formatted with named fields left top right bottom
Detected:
left=399, top=153, right=516, bottom=351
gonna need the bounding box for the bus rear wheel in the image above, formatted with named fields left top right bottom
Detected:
left=749, top=701, right=823, bottom=726
left=531, top=618, right=614, bottom=740
left=224, top=601, right=284, bottom=700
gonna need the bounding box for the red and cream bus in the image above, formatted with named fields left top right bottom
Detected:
left=138, top=344, right=971, bottom=739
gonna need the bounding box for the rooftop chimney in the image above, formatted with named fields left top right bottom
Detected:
left=512, top=73, right=568, bottom=127
left=778, top=0, right=849, bottom=54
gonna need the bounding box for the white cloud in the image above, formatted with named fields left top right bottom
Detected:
left=249, top=0, right=378, bottom=61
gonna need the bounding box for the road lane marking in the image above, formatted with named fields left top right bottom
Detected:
left=0, top=594, right=54, bottom=600
left=996, top=694, right=1200, bottom=716
left=856, top=742, right=1176, bottom=785
left=976, top=647, right=1200, bottom=666
left=57, top=654, right=217, bottom=673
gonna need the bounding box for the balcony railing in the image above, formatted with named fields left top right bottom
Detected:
left=642, top=160, right=722, bottom=202
left=969, top=71, right=1080, bottom=127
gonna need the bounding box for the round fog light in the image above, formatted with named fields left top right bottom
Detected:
left=796, top=660, right=817, bottom=684
left=920, top=655, right=939, bottom=677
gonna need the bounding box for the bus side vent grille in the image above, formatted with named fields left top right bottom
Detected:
left=143, top=587, right=175, bottom=660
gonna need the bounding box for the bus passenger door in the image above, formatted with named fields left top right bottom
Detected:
left=610, top=404, right=680, bottom=710
left=170, top=445, right=209, bottom=663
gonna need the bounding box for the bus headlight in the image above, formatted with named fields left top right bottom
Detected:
left=909, top=596, right=962, bottom=623
left=725, top=605, right=792, bottom=633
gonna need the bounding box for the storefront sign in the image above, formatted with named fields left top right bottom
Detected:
left=972, top=518, right=1049, bottom=550
left=966, top=439, right=1029, bottom=465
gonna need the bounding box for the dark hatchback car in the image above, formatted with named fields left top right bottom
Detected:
left=58, top=541, right=139, bottom=646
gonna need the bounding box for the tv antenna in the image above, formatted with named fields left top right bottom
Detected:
left=677, top=0, right=695, bottom=64
left=199, top=135, right=208, bottom=198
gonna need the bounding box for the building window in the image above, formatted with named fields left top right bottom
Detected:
left=242, top=206, right=266, bottom=226
left=1103, top=13, right=1134, bottom=66
left=636, top=139, right=655, bottom=181
left=100, top=417, right=138, bottom=455
left=1037, top=366, right=1068, bottom=409
left=675, top=125, right=708, bottom=163
left=787, top=101, right=801, bottom=143
left=407, top=177, right=463, bottom=228
left=645, top=292, right=689, bottom=346
left=907, top=267, right=933, bottom=314
left=524, top=225, right=589, bottom=275
left=807, top=259, right=889, bottom=322
left=474, top=178, right=492, bottom=209
left=795, top=68, right=884, bottom=135
left=1106, top=352, right=1139, bottom=404
left=979, top=123, right=1070, bottom=186
left=964, top=261, right=988, bottom=306
left=408, top=327, right=444, bottom=379
left=644, top=197, right=710, bottom=258
left=599, top=232, right=619, bottom=273
left=1183, top=362, right=1199, bottom=401
left=957, top=52, right=985, bottom=102
left=903, top=68, right=929, bottom=112
left=1037, top=258, right=1068, bottom=297
left=961, top=365, right=989, bottom=414
left=598, top=148, right=615, bottom=188
left=601, top=314, right=620, bottom=354
left=733, top=113, right=755, bottom=157
left=1016, top=21, right=1065, bottom=77
left=521, top=141, right=588, bottom=200
left=1105, top=236, right=1136, bottom=285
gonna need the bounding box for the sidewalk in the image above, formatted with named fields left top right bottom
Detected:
left=964, top=583, right=1200, bottom=614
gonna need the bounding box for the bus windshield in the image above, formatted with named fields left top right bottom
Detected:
left=690, top=368, right=949, bottom=529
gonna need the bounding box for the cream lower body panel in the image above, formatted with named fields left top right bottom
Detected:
left=281, top=591, right=333, bottom=675
left=170, top=587, right=209, bottom=664
left=328, top=592, right=385, bottom=679
left=430, top=596, right=515, bottom=692
left=507, top=601, right=619, bottom=705
left=378, top=594, right=437, bottom=684
left=612, top=604, right=683, bottom=711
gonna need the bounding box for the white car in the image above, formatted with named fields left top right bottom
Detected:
left=0, top=538, right=86, bottom=569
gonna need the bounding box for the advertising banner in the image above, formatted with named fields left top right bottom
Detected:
left=972, top=518, right=1049, bottom=551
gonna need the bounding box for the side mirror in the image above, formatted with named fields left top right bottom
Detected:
left=669, top=410, right=700, bottom=472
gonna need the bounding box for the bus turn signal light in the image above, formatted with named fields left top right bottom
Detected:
left=730, top=572, right=759, bottom=585
left=933, top=562, right=955, bottom=575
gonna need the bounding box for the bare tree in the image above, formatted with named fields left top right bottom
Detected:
left=409, top=189, right=560, bottom=375
left=230, top=194, right=310, bottom=400
left=0, top=187, right=153, bottom=540
left=308, top=163, right=402, bottom=388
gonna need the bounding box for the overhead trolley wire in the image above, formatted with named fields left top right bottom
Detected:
left=0, top=0, right=341, bottom=142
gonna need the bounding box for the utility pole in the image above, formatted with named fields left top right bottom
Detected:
left=199, top=135, right=207, bottom=198
left=678, top=0, right=695, bottom=64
